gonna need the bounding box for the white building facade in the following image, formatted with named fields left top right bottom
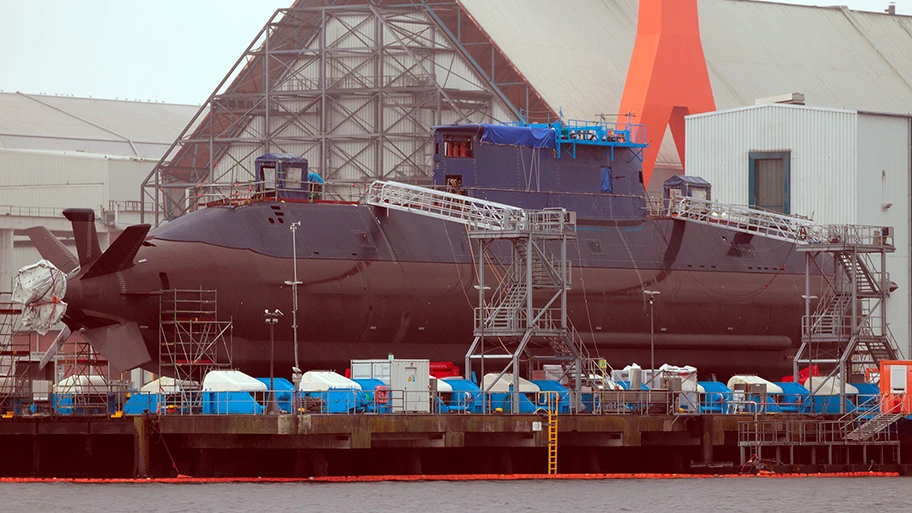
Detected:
left=685, top=104, right=912, bottom=357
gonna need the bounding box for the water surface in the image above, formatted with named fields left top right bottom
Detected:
left=4, top=478, right=908, bottom=513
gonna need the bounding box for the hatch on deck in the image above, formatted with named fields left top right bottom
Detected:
left=663, top=175, right=711, bottom=201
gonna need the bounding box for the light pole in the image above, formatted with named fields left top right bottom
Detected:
left=644, top=290, right=661, bottom=388
left=285, top=221, right=302, bottom=371
left=285, top=222, right=303, bottom=411
left=801, top=294, right=818, bottom=406
left=264, top=309, right=283, bottom=413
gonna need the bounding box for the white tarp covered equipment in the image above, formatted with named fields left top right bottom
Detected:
left=299, top=371, right=361, bottom=392
left=727, top=375, right=784, bottom=394
left=657, top=364, right=700, bottom=411
left=434, top=376, right=454, bottom=393
left=657, top=364, right=699, bottom=390
left=803, top=376, right=859, bottom=395
left=202, top=370, right=267, bottom=392
left=12, top=260, right=68, bottom=335
left=610, top=363, right=643, bottom=385
left=141, top=377, right=197, bottom=394
left=482, top=373, right=540, bottom=393
left=54, top=375, right=109, bottom=394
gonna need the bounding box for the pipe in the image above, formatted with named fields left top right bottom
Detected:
left=580, top=332, right=793, bottom=350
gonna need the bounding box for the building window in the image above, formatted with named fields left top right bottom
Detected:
left=749, top=151, right=790, bottom=214
left=443, top=135, right=474, bottom=158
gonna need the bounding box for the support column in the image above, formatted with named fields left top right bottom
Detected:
left=31, top=435, right=41, bottom=476
left=405, top=449, right=422, bottom=475
left=584, top=449, right=601, bottom=473
left=700, top=416, right=714, bottom=463
left=497, top=448, right=514, bottom=474
left=133, top=416, right=151, bottom=478
left=0, top=229, right=13, bottom=291
left=293, top=450, right=309, bottom=477
left=196, top=449, right=215, bottom=478
left=309, top=450, right=328, bottom=477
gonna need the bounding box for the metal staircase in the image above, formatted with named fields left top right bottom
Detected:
left=794, top=232, right=899, bottom=389
left=666, top=195, right=899, bottom=396
left=841, top=396, right=905, bottom=442
left=844, top=412, right=905, bottom=442
left=365, top=181, right=586, bottom=411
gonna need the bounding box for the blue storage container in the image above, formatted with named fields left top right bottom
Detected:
left=772, top=382, right=810, bottom=414
left=698, top=381, right=733, bottom=414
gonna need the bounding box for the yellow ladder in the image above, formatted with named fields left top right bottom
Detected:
left=544, top=392, right=559, bottom=475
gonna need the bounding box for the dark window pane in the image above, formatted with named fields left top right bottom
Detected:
left=756, top=158, right=784, bottom=213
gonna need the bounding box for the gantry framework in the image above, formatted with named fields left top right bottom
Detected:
left=667, top=197, right=901, bottom=412
left=142, top=1, right=556, bottom=225
left=365, top=180, right=592, bottom=413
left=159, top=289, right=233, bottom=389
left=794, top=226, right=900, bottom=403
left=0, top=293, right=26, bottom=413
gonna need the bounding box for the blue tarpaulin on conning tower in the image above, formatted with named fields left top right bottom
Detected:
left=479, top=124, right=556, bottom=150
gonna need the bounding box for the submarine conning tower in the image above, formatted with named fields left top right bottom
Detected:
left=431, top=120, right=649, bottom=220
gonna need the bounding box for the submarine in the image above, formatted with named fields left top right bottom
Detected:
left=24, top=121, right=826, bottom=380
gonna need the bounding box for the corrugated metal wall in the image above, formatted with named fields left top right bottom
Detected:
left=857, top=113, right=912, bottom=357
left=685, top=104, right=858, bottom=223
left=0, top=148, right=108, bottom=210
left=107, top=159, right=157, bottom=206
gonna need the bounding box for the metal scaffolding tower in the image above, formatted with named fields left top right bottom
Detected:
left=159, top=289, right=233, bottom=406
left=793, top=225, right=900, bottom=400
left=0, top=293, right=27, bottom=414
left=667, top=197, right=901, bottom=406
left=365, top=180, right=587, bottom=412
left=53, top=334, right=128, bottom=416
left=141, top=2, right=552, bottom=225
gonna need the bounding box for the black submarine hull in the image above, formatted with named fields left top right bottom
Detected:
left=76, top=200, right=823, bottom=381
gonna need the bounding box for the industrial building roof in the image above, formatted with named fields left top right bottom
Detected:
left=458, top=0, right=912, bottom=167
left=0, top=92, right=202, bottom=159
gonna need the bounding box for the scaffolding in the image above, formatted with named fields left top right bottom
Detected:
left=738, top=417, right=900, bottom=468
left=667, top=196, right=901, bottom=408
left=159, top=289, right=233, bottom=408
left=0, top=293, right=27, bottom=414
left=365, top=180, right=593, bottom=413
left=141, top=2, right=552, bottom=225
left=53, top=334, right=128, bottom=416
left=793, top=225, right=900, bottom=406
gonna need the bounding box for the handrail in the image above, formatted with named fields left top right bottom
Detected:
left=364, top=180, right=576, bottom=236
left=665, top=196, right=895, bottom=248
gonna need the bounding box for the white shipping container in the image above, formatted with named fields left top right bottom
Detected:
left=351, top=358, right=430, bottom=412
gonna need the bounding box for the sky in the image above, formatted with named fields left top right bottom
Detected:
left=0, top=0, right=910, bottom=105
